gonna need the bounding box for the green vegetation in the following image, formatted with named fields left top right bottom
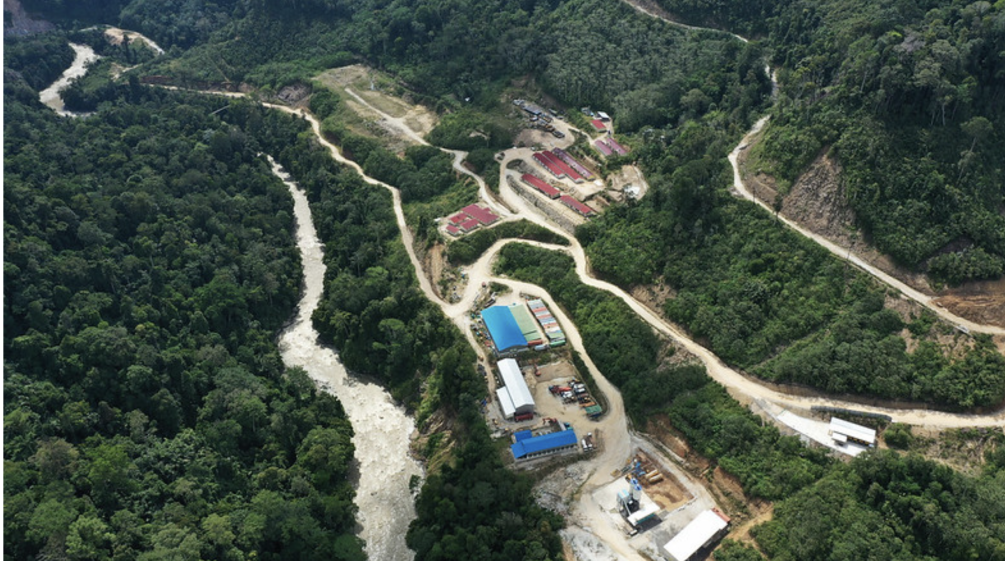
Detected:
left=754, top=450, right=1005, bottom=560
left=668, top=0, right=1005, bottom=285
left=4, top=64, right=362, bottom=560
left=447, top=220, right=569, bottom=265
left=217, top=100, right=566, bottom=560
left=495, top=243, right=832, bottom=499
left=577, top=99, right=1005, bottom=409
left=427, top=110, right=515, bottom=151
left=3, top=32, right=74, bottom=90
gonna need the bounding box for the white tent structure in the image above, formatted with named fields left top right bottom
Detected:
left=663, top=509, right=730, bottom=561
left=496, top=358, right=534, bottom=418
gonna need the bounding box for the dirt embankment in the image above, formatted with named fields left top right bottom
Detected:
left=645, top=415, right=773, bottom=536
left=738, top=137, right=1005, bottom=330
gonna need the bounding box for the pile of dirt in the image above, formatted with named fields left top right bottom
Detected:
left=934, top=278, right=1005, bottom=330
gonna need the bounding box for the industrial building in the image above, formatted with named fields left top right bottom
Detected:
left=829, top=417, right=876, bottom=447
left=560, top=195, right=595, bottom=217
left=527, top=298, right=566, bottom=346
left=495, top=358, right=535, bottom=420
left=662, top=509, right=731, bottom=561
left=509, top=303, right=546, bottom=347
left=522, top=173, right=561, bottom=199
left=511, top=427, right=578, bottom=460
left=618, top=477, right=660, bottom=529
left=481, top=306, right=528, bottom=353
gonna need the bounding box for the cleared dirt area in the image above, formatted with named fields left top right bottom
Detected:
left=314, top=65, right=438, bottom=138
left=934, top=278, right=1005, bottom=330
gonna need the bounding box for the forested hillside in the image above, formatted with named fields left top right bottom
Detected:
left=496, top=243, right=1005, bottom=559
left=657, top=0, right=1005, bottom=284
left=215, top=99, right=567, bottom=560
left=4, top=56, right=363, bottom=559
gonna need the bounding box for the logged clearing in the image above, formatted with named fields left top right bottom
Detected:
left=314, top=65, right=438, bottom=138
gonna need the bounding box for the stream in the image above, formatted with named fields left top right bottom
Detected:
left=38, top=42, right=99, bottom=116
left=268, top=156, right=423, bottom=560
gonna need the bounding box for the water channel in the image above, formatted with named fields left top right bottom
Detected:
left=38, top=42, right=99, bottom=116
left=268, top=155, right=423, bottom=560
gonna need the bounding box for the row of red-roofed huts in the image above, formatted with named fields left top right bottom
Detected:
left=532, top=150, right=585, bottom=183
left=445, top=204, right=501, bottom=236
left=594, top=137, right=628, bottom=157
left=528, top=299, right=566, bottom=346
left=522, top=174, right=561, bottom=199
left=552, top=148, right=594, bottom=180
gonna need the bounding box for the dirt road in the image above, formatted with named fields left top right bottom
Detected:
left=728, top=119, right=1005, bottom=336
left=617, top=0, right=1002, bottom=336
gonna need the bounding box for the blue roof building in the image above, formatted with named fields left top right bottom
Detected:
left=511, top=429, right=578, bottom=460
left=513, top=430, right=533, bottom=442
left=481, top=306, right=527, bottom=353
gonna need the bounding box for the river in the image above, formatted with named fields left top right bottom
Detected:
left=38, top=42, right=99, bottom=116
left=268, top=156, right=423, bottom=560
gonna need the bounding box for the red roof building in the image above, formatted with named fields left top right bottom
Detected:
left=461, top=204, right=499, bottom=225
left=446, top=225, right=461, bottom=236
left=560, top=195, right=594, bottom=217
left=522, top=174, right=561, bottom=199
left=553, top=148, right=594, bottom=180
left=594, top=139, right=613, bottom=156
left=591, top=119, right=607, bottom=132
left=541, top=151, right=582, bottom=183
left=458, top=218, right=481, bottom=232
left=533, top=152, right=565, bottom=178
left=449, top=212, right=468, bottom=224
left=607, top=138, right=629, bottom=155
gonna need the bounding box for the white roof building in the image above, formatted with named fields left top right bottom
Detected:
left=497, top=358, right=534, bottom=417
left=829, top=417, right=876, bottom=446
left=663, top=509, right=730, bottom=561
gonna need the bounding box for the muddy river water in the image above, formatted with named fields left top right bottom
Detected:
left=38, top=42, right=99, bottom=115
left=268, top=156, right=423, bottom=560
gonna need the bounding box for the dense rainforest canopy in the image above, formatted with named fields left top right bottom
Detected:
left=7, top=0, right=1005, bottom=558
left=4, top=54, right=364, bottom=559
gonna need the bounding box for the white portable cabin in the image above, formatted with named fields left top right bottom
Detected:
left=829, top=417, right=876, bottom=447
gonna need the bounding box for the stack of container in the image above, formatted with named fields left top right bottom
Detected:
left=528, top=299, right=566, bottom=347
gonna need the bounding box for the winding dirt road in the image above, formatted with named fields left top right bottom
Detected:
left=265, top=92, right=1005, bottom=429
left=152, top=83, right=1005, bottom=561
left=729, top=119, right=1005, bottom=336
left=619, top=0, right=1002, bottom=336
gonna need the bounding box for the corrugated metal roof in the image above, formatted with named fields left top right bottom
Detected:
left=830, top=418, right=876, bottom=444
left=481, top=307, right=527, bottom=352
left=663, top=509, right=729, bottom=561
left=594, top=139, right=613, bottom=155
left=510, top=303, right=544, bottom=344
left=498, top=358, right=534, bottom=411
left=560, top=195, right=594, bottom=216
left=496, top=387, right=516, bottom=418
left=511, top=429, right=578, bottom=459
left=461, top=204, right=499, bottom=225
left=522, top=174, right=561, bottom=198
left=514, top=430, right=533, bottom=442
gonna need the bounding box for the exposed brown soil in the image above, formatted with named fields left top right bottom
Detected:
left=934, top=278, right=1005, bottom=330
left=738, top=131, right=1005, bottom=329
left=645, top=415, right=772, bottom=527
